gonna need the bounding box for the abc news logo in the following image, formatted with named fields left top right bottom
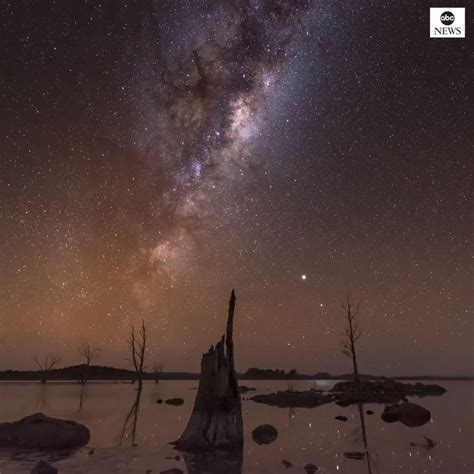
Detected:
left=430, top=8, right=465, bottom=38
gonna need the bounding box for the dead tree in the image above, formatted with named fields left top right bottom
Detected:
left=153, top=363, right=163, bottom=384
left=175, top=289, right=243, bottom=452
left=127, top=320, right=147, bottom=391
left=78, top=342, right=102, bottom=384
left=34, top=354, right=62, bottom=383
left=340, top=295, right=362, bottom=383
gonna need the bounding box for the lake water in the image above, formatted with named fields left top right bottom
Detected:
left=0, top=380, right=472, bottom=473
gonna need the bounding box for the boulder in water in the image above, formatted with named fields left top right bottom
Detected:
left=251, top=390, right=333, bottom=408
left=165, top=398, right=184, bottom=406
left=0, top=413, right=89, bottom=450
left=252, top=424, right=278, bottom=445
left=31, top=460, right=57, bottom=474
left=381, top=402, right=431, bottom=427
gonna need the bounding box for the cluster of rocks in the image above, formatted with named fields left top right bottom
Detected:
left=331, top=379, right=446, bottom=406
left=250, top=390, right=333, bottom=408
left=250, top=379, right=445, bottom=410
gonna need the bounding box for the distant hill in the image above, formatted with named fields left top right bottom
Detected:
left=0, top=364, right=198, bottom=382
left=0, top=364, right=471, bottom=382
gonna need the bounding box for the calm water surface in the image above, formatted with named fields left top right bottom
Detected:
left=0, top=380, right=472, bottom=473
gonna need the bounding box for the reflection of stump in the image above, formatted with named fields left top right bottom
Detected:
left=180, top=446, right=243, bottom=474
left=175, top=290, right=243, bottom=451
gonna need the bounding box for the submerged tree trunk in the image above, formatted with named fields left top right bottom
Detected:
left=175, top=290, right=243, bottom=452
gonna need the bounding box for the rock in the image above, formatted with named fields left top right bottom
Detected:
left=0, top=413, right=90, bottom=450
left=157, top=399, right=163, bottom=404
left=366, top=410, right=374, bottom=415
left=31, top=460, right=57, bottom=474
left=165, top=398, right=184, bottom=406
left=335, top=415, right=348, bottom=422
left=252, top=424, right=278, bottom=445
left=160, top=470, right=184, bottom=474
left=250, top=391, right=333, bottom=408
left=239, top=385, right=256, bottom=394
left=88, top=448, right=95, bottom=455
left=282, top=459, right=293, bottom=468
left=381, top=402, right=431, bottom=427
left=413, top=382, right=447, bottom=396
left=304, top=463, right=318, bottom=473
left=344, top=452, right=365, bottom=460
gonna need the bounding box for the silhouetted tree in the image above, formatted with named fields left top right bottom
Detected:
left=340, top=295, right=361, bottom=383
left=34, top=354, right=62, bottom=383
left=127, top=320, right=147, bottom=391
left=78, top=342, right=102, bottom=384
left=153, top=362, right=163, bottom=384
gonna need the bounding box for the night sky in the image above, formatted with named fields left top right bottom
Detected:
left=0, top=1, right=472, bottom=375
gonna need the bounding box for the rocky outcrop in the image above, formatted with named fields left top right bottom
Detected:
left=381, top=402, right=431, bottom=427
left=250, top=390, right=333, bottom=408
left=174, top=290, right=243, bottom=452
left=332, top=379, right=446, bottom=405
left=0, top=413, right=89, bottom=450
left=251, top=424, right=278, bottom=445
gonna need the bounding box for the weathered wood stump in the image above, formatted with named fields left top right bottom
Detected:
left=175, top=290, right=243, bottom=452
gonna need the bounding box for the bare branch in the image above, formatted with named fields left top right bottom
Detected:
left=339, top=293, right=362, bottom=381
left=127, top=321, right=147, bottom=390
left=78, top=342, right=102, bottom=366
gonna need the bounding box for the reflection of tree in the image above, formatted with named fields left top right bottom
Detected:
left=288, top=406, right=296, bottom=425
left=178, top=447, right=243, bottom=474
left=78, top=383, right=87, bottom=412
left=35, top=383, right=49, bottom=410
left=356, top=403, right=376, bottom=474
left=119, top=389, right=142, bottom=446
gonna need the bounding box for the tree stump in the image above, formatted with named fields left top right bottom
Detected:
left=175, top=290, right=243, bottom=451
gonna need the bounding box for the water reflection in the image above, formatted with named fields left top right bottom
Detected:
left=35, top=383, right=49, bottom=410
left=77, top=383, right=87, bottom=412
left=119, top=388, right=143, bottom=447
left=357, top=403, right=375, bottom=474
left=178, top=446, right=243, bottom=474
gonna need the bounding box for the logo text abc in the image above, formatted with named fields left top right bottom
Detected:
left=440, top=11, right=455, bottom=25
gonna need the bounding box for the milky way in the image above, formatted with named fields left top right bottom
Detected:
left=0, top=1, right=471, bottom=375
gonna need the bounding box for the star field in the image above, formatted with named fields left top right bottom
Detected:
left=0, top=1, right=472, bottom=375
